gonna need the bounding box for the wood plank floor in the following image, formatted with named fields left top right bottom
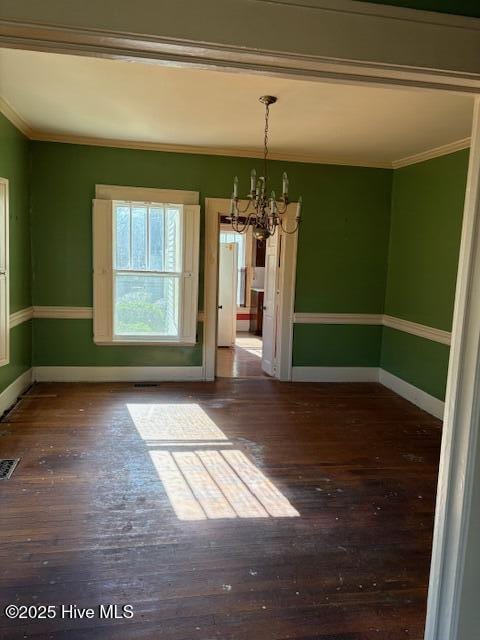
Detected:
left=0, top=380, right=441, bottom=639
left=216, top=333, right=267, bottom=378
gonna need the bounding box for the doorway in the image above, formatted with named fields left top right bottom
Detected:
left=204, top=198, right=298, bottom=382
left=216, top=221, right=268, bottom=378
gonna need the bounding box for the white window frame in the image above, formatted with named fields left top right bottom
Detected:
left=92, top=185, right=200, bottom=346
left=0, top=178, right=9, bottom=367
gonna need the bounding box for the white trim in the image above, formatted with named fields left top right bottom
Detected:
left=9, top=306, right=33, bottom=327
left=392, top=137, right=471, bottom=169
left=204, top=198, right=298, bottom=381
left=291, top=366, right=379, bottom=382
left=383, top=315, right=451, bottom=346
left=291, top=366, right=444, bottom=418
left=25, top=130, right=471, bottom=170
left=11, top=305, right=207, bottom=323
left=0, top=88, right=470, bottom=170
left=0, top=96, right=32, bottom=138
left=379, top=369, right=445, bottom=420
left=3, top=8, right=480, bottom=94
left=32, top=366, right=204, bottom=382
left=0, top=177, right=9, bottom=367
left=28, top=131, right=392, bottom=169
left=294, top=312, right=452, bottom=346
left=95, top=184, right=199, bottom=205
left=294, top=312, right=383, bottom=325
left=424, top=96, right=480, bottom=640
left=276, top=204, right=299, bottom=381
left=33, top=306, right=93, bottom=319
left=0, top=368, right=32, bottom=416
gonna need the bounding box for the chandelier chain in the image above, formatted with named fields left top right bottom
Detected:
left=263, top=101, right=270, bottom=189
left=229, top=95, right=301, bottom=240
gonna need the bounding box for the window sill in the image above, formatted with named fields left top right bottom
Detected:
left=94, top=339, right=197, bottom=347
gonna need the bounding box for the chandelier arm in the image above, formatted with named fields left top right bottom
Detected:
left=236, top=199, right=254, bottom=215
left=279, top=217, right=301, bottom=235
left=232, top=210, right=255, bottom=234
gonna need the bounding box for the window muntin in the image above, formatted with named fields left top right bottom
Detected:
left=113, top=202, right=182, bottom=338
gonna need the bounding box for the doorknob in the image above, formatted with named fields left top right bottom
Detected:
left=218, top=305, right=223, bottom=309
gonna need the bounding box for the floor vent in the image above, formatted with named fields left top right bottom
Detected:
left=0, top=459, right=20, bottom=480
left=134, top=383, right=159, bottom=388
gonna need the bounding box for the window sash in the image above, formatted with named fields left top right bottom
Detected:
left=93, top=196, right=199, bottom=345
left=113, top=201, right=184, bottom=340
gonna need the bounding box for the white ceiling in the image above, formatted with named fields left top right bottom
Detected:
left=0, top=47, right=474, bottom=167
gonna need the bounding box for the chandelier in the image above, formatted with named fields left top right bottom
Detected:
left=229, top=95, right=302, bottom=240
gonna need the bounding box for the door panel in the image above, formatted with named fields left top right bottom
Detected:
left=217, top=242, right=238, bottom=347
left=262, top=233, right=279, bottom=376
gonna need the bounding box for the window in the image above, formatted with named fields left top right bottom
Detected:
left=0, top=178, right=8, bottom=367
left=93, top=187, right=200, bottom=345
left=220, top=229, right=247, bottom=307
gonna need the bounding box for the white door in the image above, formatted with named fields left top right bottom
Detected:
left=262, top=232, right=280, bottom=376
left=217, top=242, right=238, bottom=347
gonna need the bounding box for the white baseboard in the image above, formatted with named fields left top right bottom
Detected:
left=0, top=369, right=33, bottom=415
left=379, top=369, right=444, bottom=420
left=291, top=366, right=444, bottom=419
left=33, top=366, right=204, bottom=382
left=291, top=366, right=379, bottom=382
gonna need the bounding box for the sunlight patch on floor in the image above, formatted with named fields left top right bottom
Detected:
left=130, top=403, right=299, bottom=520
left=127, top=403, right=228, bottom=442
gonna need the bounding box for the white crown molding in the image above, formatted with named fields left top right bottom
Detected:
left=383, top=314, right=451, bottom=345
left=28, top=131, right=393, bottom=168
left=392, top=137, right=471, bottom=169
left=294, top=312, right=451, bottom=345
left=0, top=96, right=32, bottom=138
left=9, top=306, right=33, bottom=328
left=33, top=306, right=93, bottom=319
left=0, top=89, right=470, bottom=169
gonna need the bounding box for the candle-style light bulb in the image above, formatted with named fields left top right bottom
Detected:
left=250, top=169, right=256, bottom=194
left=260, top=177, right=265, bottom=196
left=296, top=195, right=302, bottom=220
left=233, top=176, right=239, bottom=199
left=270, top=190, right=276, bottom=213
left=282, top=172, right=289, bottom=197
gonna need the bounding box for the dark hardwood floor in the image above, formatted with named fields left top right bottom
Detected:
left=0, top=380, right=442, bottom=639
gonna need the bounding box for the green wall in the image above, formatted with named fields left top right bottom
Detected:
left=30, top=141, right=392, bottom=368
left=381, top=149, right=469, bottom=400
left=0, top=121, right=467, bottom=402
left=0, top=113, right=32, bottom=395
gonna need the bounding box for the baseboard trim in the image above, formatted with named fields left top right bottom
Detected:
left=291, top=366, right=444, bottom=418
left=379, top=369, right=444, bottom=420
left=32, top=366, right=204, bottom=382
left=291, top=366, right=379, bottom=382
left=0, top=369, right=33, bottom=415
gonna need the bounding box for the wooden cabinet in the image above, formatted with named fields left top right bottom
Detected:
left=250, top=289, right=264, bottom=336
